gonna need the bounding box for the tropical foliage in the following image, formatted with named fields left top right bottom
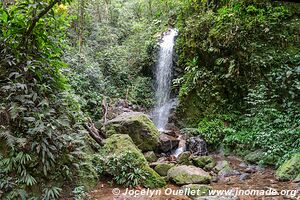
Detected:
left=175, top=0, right=300, bottom=165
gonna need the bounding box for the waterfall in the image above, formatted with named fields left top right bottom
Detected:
left=153, top=29, right=177, bottom=131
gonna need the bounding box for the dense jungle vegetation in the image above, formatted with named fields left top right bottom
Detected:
left=0, top=0, right=299, bottom=199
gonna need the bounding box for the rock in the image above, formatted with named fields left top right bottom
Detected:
left=144, top=151, right=158, bottom=163
left=100, top=134, right=166, bottom=188
left=276, top=153, right=300, bottom=181
left=239, top=162, right=248, bottom=168
left=213, top=161, right=230, bottom=172
left=192, top=156, right=215, bottom=169
left=161, top=130, right=177, bottom=137
left=177, top=151, right=192, bottom=165
left=244, top=165, right=257, bottom=173
left=186, top=136, right=208, bottom=156
left=293, top=173, right=300, bottom=183
left=239, top=173, right=251, bottom=181
left=105, top=112, right=160, bottom=152
left=154, top=163, right=175, bottom=176
left=244, top=150, right=265, bottom=164
left=180, top=184, right=211, bottom=199
left=168, top=165, right=211, bottom=185
left=218, top=167, right=238, bottom=179
left=213, top=161, right=237, bottom=179
left=204, top=161, right=217, bottom=171
left=159, top=133, right=180, bottom=152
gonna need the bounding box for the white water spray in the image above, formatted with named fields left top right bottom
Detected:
left=153, top=29, right=177, bottom=131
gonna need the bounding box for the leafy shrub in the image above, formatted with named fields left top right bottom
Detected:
left=72, top=186, right=91, bottom=200
left=197, top=115, right=236, bottom=148
left=94, top=151, right=148, bottom=187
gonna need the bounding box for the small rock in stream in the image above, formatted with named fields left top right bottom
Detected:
left=239, top=162, right=248, bottom=168
left=239, top=173, right=251, bottom=181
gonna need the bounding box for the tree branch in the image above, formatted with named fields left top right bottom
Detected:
left=22, top=0, right=60, bottom=43
left=83, top=118, right=106, bottom=146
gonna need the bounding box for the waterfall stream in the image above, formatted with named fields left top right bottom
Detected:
left=153, top=29, right=178, bottom=131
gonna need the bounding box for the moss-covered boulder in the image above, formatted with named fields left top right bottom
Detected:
left=180, top=184, right=211, bottom=199
left=192, top=156, right=215, bottom=169
left=100, top=134, right=166, bottom=188
left=213, top=160, right=230, bottom=172
left=154, top=163, right=175, bottom=176
left=168, top=165, right=211, bottom=185
left=105, top=112, right=160, bottom=152
left=144, top=151, right=158, bottom=163
left=142, top=165, right=166, bottom=188
left=276, top=153, right=300, bottom=181
left=177, top=151, right=192, bottom=165
left=213, top=160, right=237, bottom=178
left=204, top=161, right=217, bottom=171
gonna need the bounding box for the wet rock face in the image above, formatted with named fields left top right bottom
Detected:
left=186, top=136, right=208, bottom=156
left=159, top=133, right=180, bottom=153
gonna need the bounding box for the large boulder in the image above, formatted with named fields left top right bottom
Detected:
left=104, top=112, right=160, bottom=152
left=276, top=153, right=300, bottom=181
left=154, top=163, right=175, bottom=176
left=168, top=165, right=211, bottom=185
left=192, top=156, right=216, bottom=169
left=100, top=134, right=166, bottom=188
left=159, top=133, right=180, bottom=152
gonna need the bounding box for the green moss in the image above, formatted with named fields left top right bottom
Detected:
left=213, top=160, right=230, bottom=172
left=168, top=165, right=211, bottom=185
left=144, top=151, right=158, bottom=163
left=100, top=134, right=165, bottom=188
left=204, top=160, right=217, bottom=171
left=192, top=156, right=215, bottom=168
left=276, top=153, right=300, bottom=181
left=172, top=174, right=210, bottom=185
left=154, top=163, right=175, bottom=176
left=105, top=113, right=160, bottom=151
left=177, top=152, right=192, bottom=165
left=143, top=166, right=166, bottom=188
left=176, top=90, right=204, bottom=127
left=76, top=141, right=99, bottom=191
left=77, top=161, right=98, bottom=191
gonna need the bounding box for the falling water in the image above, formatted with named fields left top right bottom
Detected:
left=153, top=29, right=177, bottom=131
